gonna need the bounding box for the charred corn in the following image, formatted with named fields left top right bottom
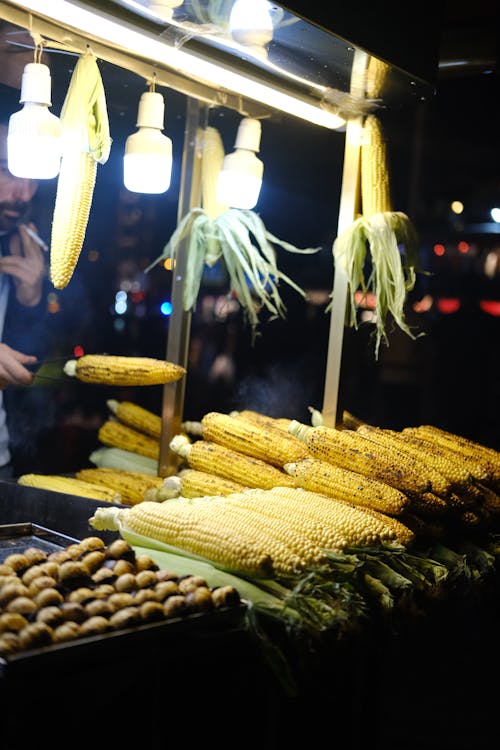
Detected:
left=283, top=456, right=409, bottom=516
left=18, top=473, right=120, bottom=503
left=107, top=399, right=162, bottom=439
left=98, top=419, right=160, bottom=461
left=170, top=434, right=297, bottom=490
left=230, top=409, right=292, bottom=431
left=289, top=422, right=431, bottom=497
left=76, top=467, right=164, bottom=506
left=64, top=355, right=186, bottom=386
left=357, top=425, right=452, bottom=497
left=201, top=411, right=308, bottom=468
left=176, top=469, right=246, bottom=498
left=404, top=425, right=500, bottom=487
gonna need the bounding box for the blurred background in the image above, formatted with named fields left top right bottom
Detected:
left=0, top=0, right=498, bottom=475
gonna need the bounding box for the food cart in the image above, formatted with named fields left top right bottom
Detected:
left=2, top=3, right=498, bottom=750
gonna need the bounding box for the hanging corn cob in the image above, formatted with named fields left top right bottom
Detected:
left=146, top=125, right=319, bottom=340
left=329, top=57, right=424, bottom=357
left=50, top=50, right=111, bottom=289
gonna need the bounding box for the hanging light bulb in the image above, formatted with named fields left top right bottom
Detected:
left=216, top=117, right=263, bottom=210
left=229, top=0, right=274, bottom=59
left=123, top=86, right=172, bottom=194
left=7, top=61, right=62, bottom=179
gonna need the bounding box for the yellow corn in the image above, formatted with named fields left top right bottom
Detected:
left=17, top=473, right=120, bottom=503
left=356, top=425, right=452, bottom=498
left=361, top=114, right=392, bottom=218
left=342, top=410, right=366, bottom=430
left=107, top=399, right=162, bottom=439
left=201, top=411, right=309, bottom=468
left=289, top=422, right=432, bottom=498
left=49, top=52, right=110, bottom=290
left=230, top=410, right=292, bottom=431
left=177, top=469, right=246, bottom=498
left=64, top=354, right=186, bottom=386
left=90, top=500, right=274, bottom=579
left=238, top=486, right=414, bottom=549
left=283, top=456, right=409, bottom=516
left=76, top=467, right=164, bottom=506
left=404, top=425, right=500, bottom=487
left=170, top=434, right=297, bottom=490
left=98, top=419, right=160, bottom=461
left=50, top=150, right=96, bottom=289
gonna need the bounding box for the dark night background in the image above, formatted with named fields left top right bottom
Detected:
left=0, top=1, right=499, bottom=474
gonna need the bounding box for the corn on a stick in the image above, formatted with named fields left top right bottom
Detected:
left=64, top=354, right=186, bottom=386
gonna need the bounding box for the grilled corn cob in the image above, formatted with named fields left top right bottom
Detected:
left=107, top=399, right=162, bottom=439
left=229, top=410, right=292, bottom=431
left=356, top=425, right=453, bottom=497
left=170, top=434, right=297, bottom=490
left=98, top=420, right=160, bottom=460
left=18, top=473, right=120, bottom=503
left=283, top=456, right=409, bottom=516
left=165, top=469, right=246, bottom=499
left=201, top=411, right=309, bottom=468
left=64, top=354, right=186, bottom=386
left=76, top=467, right=164, bottom=506
left=288, top=422, right=433, bottom=498
left=404, top=425, right=500, bottom=488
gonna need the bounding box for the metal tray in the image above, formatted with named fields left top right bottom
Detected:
left=0, top=522, right=247, bottom=678
left=0, top=522, right=78, bottom=562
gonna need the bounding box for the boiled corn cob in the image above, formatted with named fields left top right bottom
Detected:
left=50, top=51, right=111, bottom=289
left=283, top=456, right=409, bottom=516
left=98, top=419, right=160, bottom=460
left=50, top=151, right=96, bottom=289
left=361, top=114, right=392, bottom=219
left=64, top=354, right=186, bottom=386
left=90, top=500, right=274, bottom=579
left=201, top=411, right=309, bottom=468
left=288, top=421, right=436, bottom=499
left=18, top=473, right=120, bottom=503
left=89, top=446, right=159, bottom=476
left=76, top=467, right=164, bottom=506
left=107, top=399, right=162, bottom=439
left=170, top=434, right=297, bottom=490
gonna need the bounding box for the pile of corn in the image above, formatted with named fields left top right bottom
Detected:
left=18, top=400, right=500, bottom=581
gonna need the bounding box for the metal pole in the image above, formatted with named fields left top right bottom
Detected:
left=321, top=51, right=368, bottom=428
left=158, top=98, right=207, bottom=477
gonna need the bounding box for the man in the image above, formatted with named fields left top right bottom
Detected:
left=0, top=113, right=51, bottom=476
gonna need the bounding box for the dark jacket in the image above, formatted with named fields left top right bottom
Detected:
left=1, top=232, right=54, bottom=474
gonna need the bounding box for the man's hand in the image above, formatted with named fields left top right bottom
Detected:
left=0, top=222, right=46, bottom=307
left=0, top=342, right=36, bottom=389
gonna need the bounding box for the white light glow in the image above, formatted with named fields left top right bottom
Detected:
left=124, top=91, right=172, bottom=194
left=7, top=63, right=62, bottom=179
left=229, top=0, right=273, bottom=57
left=14, top=0, right=346, bottom=130
left=490, top=207, right=500, bottom=223
left=216, top=118, right=263, bottom=209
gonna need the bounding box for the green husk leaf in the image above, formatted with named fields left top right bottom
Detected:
left=146, top=207, right=319, bottom=339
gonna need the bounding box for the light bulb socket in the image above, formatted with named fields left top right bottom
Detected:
left=20, top=63, right=53, bottom=106
left=234, top=118, right=262, bottom=152
left=136, top=91, right=165, bottom=129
